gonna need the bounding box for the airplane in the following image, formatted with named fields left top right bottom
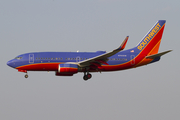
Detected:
left=7, top=20, right=172, bottom=81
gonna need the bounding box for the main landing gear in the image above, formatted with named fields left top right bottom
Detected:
left=83, top=72, right=92, bottom=81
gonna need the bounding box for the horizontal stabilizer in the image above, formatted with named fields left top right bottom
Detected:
left=146, top=50, right=172, bottom=59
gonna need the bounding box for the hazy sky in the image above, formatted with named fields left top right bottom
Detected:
left=1, top=0, right=179, bottom=120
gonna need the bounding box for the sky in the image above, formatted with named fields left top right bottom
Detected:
left=0, top=0, right=179, bottom=120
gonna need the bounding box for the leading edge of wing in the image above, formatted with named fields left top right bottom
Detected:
left=77, top=36, right=129, bottom=67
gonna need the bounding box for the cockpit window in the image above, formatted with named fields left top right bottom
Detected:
left=15, top=57, right=22, bottom=60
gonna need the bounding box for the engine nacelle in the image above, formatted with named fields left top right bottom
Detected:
left=56, top=63, right=79, bottom=76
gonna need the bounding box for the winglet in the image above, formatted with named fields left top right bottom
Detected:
left=114, top=36, right=129, bottom=51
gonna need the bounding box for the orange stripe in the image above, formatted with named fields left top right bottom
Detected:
left=148, top=40, right=161, bottom=55
left=134, top=39, right=162, bottom=67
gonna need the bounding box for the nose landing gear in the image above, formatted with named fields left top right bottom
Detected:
left=18, top=69, right=28, bottom=78
left=25, top=74, right=28, bottom=78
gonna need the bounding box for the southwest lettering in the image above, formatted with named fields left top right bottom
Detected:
left=145, top=37, right=150, bottom=41
left=137, top=23, right=162, bottom=50
left=138, top=46, right=142, bottom=50
left=144, top=38, right=149, bottom=42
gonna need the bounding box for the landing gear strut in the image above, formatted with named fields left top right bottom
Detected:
left=83, top=72, right=92, bottom=81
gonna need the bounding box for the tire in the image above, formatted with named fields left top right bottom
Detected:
left=25, top=74, right=28, bottom=78
left=83, top=75, right=88, bottom=81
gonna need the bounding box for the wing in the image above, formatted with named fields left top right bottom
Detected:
left=78, top=36, right=129, bottom=67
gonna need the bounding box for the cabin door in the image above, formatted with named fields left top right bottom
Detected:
left=131, top=55, right=135, bottom=65
left=29, top=54, right=34, bottom=63
left=76, top=56, right=81, bottom=62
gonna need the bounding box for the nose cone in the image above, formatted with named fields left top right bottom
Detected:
left=7, top=60, right=15, bottom=68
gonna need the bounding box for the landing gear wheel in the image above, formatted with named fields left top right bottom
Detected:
left=83, top=71, right=92, bottom=81
left=25, top=74, right=28, bottom=78
left=87, top=73, right=92, bottom=79
left=83, top=75, right=88, bottom=81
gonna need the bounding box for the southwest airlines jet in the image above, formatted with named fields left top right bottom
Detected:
left=7, top=20, right=172, bottom=80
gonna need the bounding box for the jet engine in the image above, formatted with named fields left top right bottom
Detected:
left=55, top=63, right=79, bottom=76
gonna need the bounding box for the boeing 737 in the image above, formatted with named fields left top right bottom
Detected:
left=7, top=20, right=172, bottom=80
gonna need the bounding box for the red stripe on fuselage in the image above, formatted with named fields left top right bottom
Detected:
left=16, top=63, right=62, bottom=71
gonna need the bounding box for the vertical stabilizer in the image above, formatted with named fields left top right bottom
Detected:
left=136, top=20, right=166, bottom=55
